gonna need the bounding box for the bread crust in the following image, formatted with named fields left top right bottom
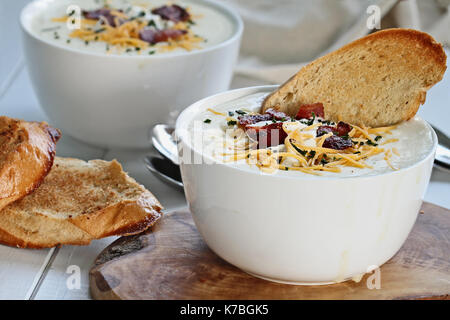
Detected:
left=0, top=221, right=92, bottom=249
left=0, top=117, right=61, bottom=211
left=0, top=157, right=163, bottom=249
left=70, top=192, right=163, bottom=239
left=262, top=28, right=447, bottom=127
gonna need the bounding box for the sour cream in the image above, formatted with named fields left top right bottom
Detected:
left=189, top=92, right=435, bottom=178
left=29, top=0, right=235, bottom=56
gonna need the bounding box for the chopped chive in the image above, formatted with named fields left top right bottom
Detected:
left=203, top=119, right=211, bottom=124
left=227, top=120, right=237, bottom=126
left=290, top=140, right=307, bottom=156
left=303, top=112, right=316, bottom=126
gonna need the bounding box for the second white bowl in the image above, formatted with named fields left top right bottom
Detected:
left=21, top=0, right=243, bottom=148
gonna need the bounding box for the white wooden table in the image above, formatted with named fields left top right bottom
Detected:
left=0, top=1, right=449, bottom=300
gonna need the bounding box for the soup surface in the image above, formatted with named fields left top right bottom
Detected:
left=29, top=0, right=235, bottom=56
left=188, top=92, right=435, bottom=177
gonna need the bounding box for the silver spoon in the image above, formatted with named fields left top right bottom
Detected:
left=151, top=124, right=179, bottom=165
left=145, top=124, right=183, bottom=189
left=143, top=155, right=183, bottom=189
left=432, top=125, right=450, bottom=173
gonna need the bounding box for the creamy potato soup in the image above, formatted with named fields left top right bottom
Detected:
left=30, top=0, right=235, bottom=55
left=188, top=92, right=435, bottom=177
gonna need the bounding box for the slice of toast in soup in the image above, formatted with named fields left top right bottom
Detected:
left=261, top=28, right=447, bottom=127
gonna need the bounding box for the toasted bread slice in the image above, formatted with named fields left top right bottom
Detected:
left=0, top=157, right=163, bottom=248
left=261, top=29, right=447, bottom=127
left=0, top=116, right=61, bottom=211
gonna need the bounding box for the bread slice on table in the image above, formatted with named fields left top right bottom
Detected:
left=261, top=28, right=447, bottom=127
left=0, top=157, right=163, bottom=248
left=0, top=116, right=61, bottom=211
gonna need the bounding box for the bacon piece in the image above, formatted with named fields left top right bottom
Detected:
left=316, top=125, right=336, bottom=137
left=238, top=109, right=289, bottom=127
left=83, top=8, right=123, bottom=27
left=139, top=29, right=187, bottom=44
left=237, top=114, right=272, bottom=127
left=322, top=135, right=353, bottom=150
left=295, top=103, right=325, bottom=119
left=265, top=108, right=290, bottom=121
left=246, top=122, right=287, bottom=148
left=151, top=4, right=190, bottom=22
left=316, top=121, right=352, bottom=138
left=336, top=121, right=352, bottom=137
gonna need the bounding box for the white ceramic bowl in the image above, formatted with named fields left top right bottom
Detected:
left=20, top=0, right=243, bottom=148
left=176, top=85, right=437, bottom=285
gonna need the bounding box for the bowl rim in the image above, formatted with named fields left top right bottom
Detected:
left=176, top=85, right=438, bottom=181
left=20, top=0, right=243, bottom=59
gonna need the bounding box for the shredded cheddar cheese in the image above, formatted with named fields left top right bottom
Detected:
left=207, top=108, right=226, bottom=116
left=381, top=138, right=399, bottom=145
left=51, top=6, right=204, bottom=53
left=384, top=149, right=398, bottom=170
left=208, top=108, right=400, bottom=175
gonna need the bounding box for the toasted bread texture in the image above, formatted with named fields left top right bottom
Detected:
left=0, top=157, right=163, bottom=248
left=261, top=29, right=447, bottom=127
left=0, top=117, right=61, bottom=211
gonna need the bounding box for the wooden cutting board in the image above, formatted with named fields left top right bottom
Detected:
left=90, top=202, right=450, bottom=300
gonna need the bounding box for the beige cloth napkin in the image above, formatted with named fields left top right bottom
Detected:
left=229, top=0, right=450, bottom=85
